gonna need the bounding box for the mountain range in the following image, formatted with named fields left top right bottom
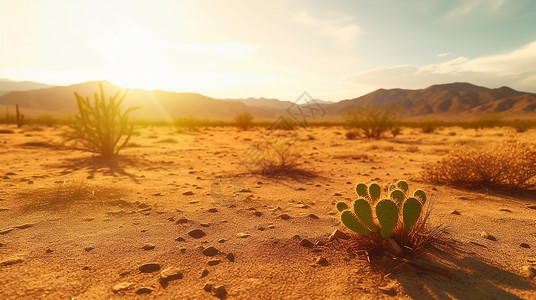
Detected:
left=1, top=79, right=535, bottom=121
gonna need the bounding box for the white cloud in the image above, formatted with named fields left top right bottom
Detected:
left=436, top=52, right=450, bottom=58
left=291, top=10, right=362, bottom=47
left=447, top=0, right=507, bottom=18
left=346, top=41, right=536, bottom=92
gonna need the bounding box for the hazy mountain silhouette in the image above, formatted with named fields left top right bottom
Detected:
left=1, top=80, right=535, bottom=120
left=0, top=78, right=54, bottom=95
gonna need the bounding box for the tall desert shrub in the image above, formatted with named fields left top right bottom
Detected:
left=344, top=104, right=399, bottom=139
left=66, top=82, right=138, bottom=157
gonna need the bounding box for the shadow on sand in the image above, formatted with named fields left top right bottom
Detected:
left=387, top=249, right=535, bottom=300
left=54, top=155, right=145, bottom=184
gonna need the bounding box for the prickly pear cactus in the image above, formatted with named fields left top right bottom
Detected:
left=335, top=181, right=427, bottom=238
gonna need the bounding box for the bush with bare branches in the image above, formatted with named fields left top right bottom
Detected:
left=66, top=82, right=138, bottom=157
left=423, top=140, right=536, bottom=190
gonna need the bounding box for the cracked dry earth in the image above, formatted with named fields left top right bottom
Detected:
left=1, top=125, right=536, bottom=299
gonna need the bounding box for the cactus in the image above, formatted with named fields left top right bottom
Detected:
left=336, top=181, right=428, bottom=239
left=15, top=104, right=24, bottom=128
left=341, top=211, right=371, bottom=235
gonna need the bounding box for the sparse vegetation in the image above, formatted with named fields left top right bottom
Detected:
left=336, top=181, right=447, bottom=256
left=234, top=112, right=254, bottom=130
left=344, top=104, right=399, bottom=139
left=15, top=104, right=24, bottom=128
left=65, top=82, right=139, bottom=157
left=247, top=140, right=313, bottom=177
left=424, top=140, right=536, bottom=190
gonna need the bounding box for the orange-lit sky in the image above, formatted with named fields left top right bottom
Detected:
left=1, top=0, right=536, bottom=101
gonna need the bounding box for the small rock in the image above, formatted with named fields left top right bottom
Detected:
left=213, top=285, right=227, bottom=299
left=226, top=253, right=235, bottom=262
left=236, top=232, right=250, bottom=238
left=82, top=217, right=95, bottom=221
left=84, top=246, right=95, bottom=252
left=308, top=214, right=319, bottom=219
left=142, top=243, right=155, bottom=250
left=208, top=208, right=219, bottom=213
left=499, top=208, right=512, bottom=212
left=201, top=223, right=210, bottom=227
left=450, top=210, right=461, bottom=215
left=480, top=232, right=497, bottom=241
left=45, top=248, right=53, bottom=253
left=135, top=287, right=154, bottom=294
left=0, top=257, right=24, bottom=266
left=139, top=263, right=161, bottom=273
left=176, top=217, right=189, bottom=224
left=315, top=256, right=329, bottom=266
left=160, top=267, right=183, bottom=282
left=257, top=226, right=266, bottom=231
left=112, top=282, right=133, bottom=293
left=175, top=236, right=186, bottom=242
left=188, top=229, right=207, bottom=239
left=297, top=187, right=306, bottom=191
left=526, top=205, right=536, bottom=210
left=182, top=191, right=194, bottom=196
left=253, top=211, right=262, bottom=217
left=278, top=214, right=291, bottom=220
left=300, top=238, right=314, bottom=248
left=520, top=243, right=531, bottom=248
left=267, top=225, right=275, bottom=229
left=217, top=238, right=227, bottom=243
left=207, top=259, right=221, bottom=266
left=203, top=246, right=219, bottom=256
left=329, top=229, right=350, bottom=241
left=521, top=265, right=536, bottom=278
left=203, top=283, right=213, bottom=292
left=378, top=284, right=397, bottom=296
left=334, top=193, right=342, bottom=196
left=200, top=268, right=209, bottom=278
left=315, top=241, right=325, bottom=247
left=0, top=207, right=9, bottom=212
left=295, top=204, right=308, bottom=208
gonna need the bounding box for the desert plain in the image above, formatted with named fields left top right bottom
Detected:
left=0, top=124, right=536, bottom=300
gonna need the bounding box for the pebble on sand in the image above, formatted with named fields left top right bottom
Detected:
left=188, top=229, right=207, bottom=239
left=112, top=282, right=134, bottom=293
left=139, top=263, right=161, bottom=273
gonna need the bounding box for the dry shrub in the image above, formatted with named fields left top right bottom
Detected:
left=249, top=141, right=314, bottom=178
left=19, top=180, right=124, bottom=211
left=424, top=140, right=536, bottom=190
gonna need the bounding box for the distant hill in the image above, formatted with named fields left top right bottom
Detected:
left=0, top=81, right=283, bottom=120
left=1, top=80, right=535, bottom=121
left=0, top=78, right=54, bottom=93
left=323, top=82, right=536, bottom=119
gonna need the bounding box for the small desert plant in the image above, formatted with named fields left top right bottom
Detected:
left=344, top=104, right=399, bottom=139
left=424, top=140, right=536, bottom=190
left=345, top=131, right=359, bottom=140
left=508, top=119, right=535, bottom=133
left=390, top=126, right=402, bottom=137
left=418, top=119, right=440, bottom=133
left=335, top=181, right=444, bottom=256
left=234, top=113, right=254, bottom=130
left=15, top=104, right=24, bottom=128
left=66, top=82, right=138, bottom=157
left=245, top=140, right=313, bottom=178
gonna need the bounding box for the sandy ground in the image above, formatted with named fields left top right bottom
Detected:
left=0, top=124, right=535, bottom=299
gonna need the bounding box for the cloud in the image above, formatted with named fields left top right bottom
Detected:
left=447, top=0, right=507, bottom=18
left=346, top=41, right=536, bottom=92
left=436, top=52, right=450, bottom=58
left=291, top=10, right=362, bottom=47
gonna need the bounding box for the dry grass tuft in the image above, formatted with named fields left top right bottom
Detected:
left=18, top=180, right=125, bottom=211
left=248, top=141, right=315, bottom=178
left=424, top=140, right=536, bottom=190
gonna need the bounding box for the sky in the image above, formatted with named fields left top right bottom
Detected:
left=1, top=0, right=536, bottom=101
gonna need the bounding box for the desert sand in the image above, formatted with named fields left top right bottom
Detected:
left=1, top=124, right=535, bottom=299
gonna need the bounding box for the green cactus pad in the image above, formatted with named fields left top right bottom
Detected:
left=397, top=180, right=409, bottom=194
left=354, top=199, right=378, bottom=232
left=390, top=190, right=405, bottom=205
left=388, top=184, right=397, bottom=193
left=403, top=197, right=422, bottom=232
left=368, top=183, right=381, bottom=203
left=413, top=189, right=426, bottom=205
left=375, top=199, right=399, bottom=238
left=356, top=183, right=368, bottom=197
left=341, top=211, right=371, bottom=235
left=336, top=202, right=349, bottom=212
